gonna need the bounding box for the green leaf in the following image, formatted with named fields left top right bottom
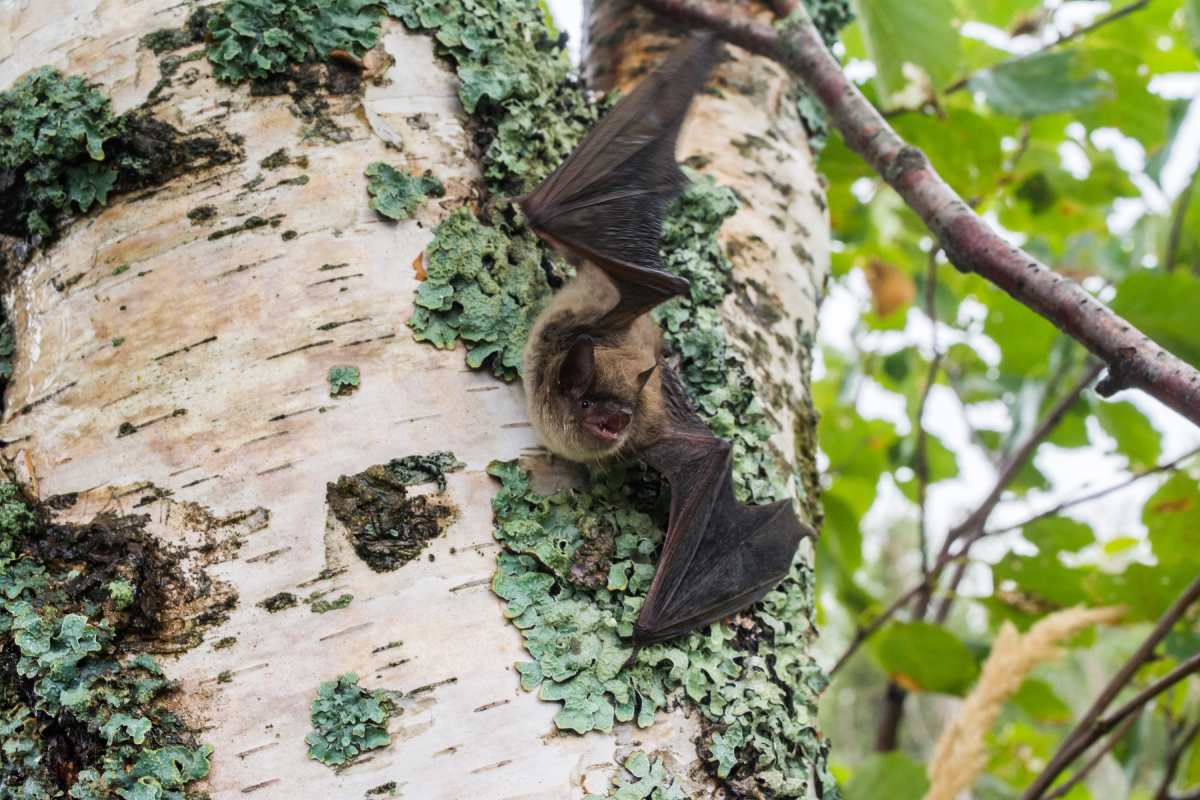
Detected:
left=1189, top=0, right=1200, bottom=54
left=982, top=293, right=1059, bottom=378
left=843, top=752, right=929, bottom=800
left=968, top=50, right=1114, bottom=118
left=1094, top=401, right=1161, bottom=469
left=1112, top=270, right=1200, bottom=369
left=852, top=0, right=962, bottom=102
left=1011, top=678, right=1072, bottom=723
left=1023, top=517, right=1094, bottom=554
left=1143, top=473, right=1200, bottom=569
left=871, top=621, right=979, bottom=695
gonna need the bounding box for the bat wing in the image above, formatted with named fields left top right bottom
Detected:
left=519, top=34, right=721, bottom=329
left=634, top=366, right=812, bottom=646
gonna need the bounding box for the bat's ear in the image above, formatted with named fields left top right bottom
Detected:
left=559, top=335, right=595, bottom=399
left=636, top=363, right=657, bottom=392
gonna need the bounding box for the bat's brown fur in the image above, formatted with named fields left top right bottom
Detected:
left=523, top=261, right=665, bottom=463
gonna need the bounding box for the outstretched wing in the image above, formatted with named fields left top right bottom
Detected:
left=519, top=34, right=721, bottom=329
left=634, top=366, right=812, bottom=645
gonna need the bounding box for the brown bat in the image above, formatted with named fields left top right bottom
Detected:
left=519, top=34, right=813, bottom=646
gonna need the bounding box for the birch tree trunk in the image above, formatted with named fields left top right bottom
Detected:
left=0, top=2, right=830, bottom=797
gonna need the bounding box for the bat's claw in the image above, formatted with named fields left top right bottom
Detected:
left=622, top=645, right=642, bottom=671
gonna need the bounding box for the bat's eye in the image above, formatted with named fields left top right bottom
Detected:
left=579, top=399, right=592, bottom=409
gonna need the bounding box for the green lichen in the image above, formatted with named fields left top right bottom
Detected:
left=309, top=592, right=353, bottom=613
left=257, top=591, right=298, bottom=612
left=584, top=751, right=688, bottom=800
left=408, top=208, right=549, bottom=380
left=305, top=672, right=393, bottom=766
left=393, top=0, right=604, bottom=377
left=0, top=67, right=122, bottom=239
left=387, top=0, right=602, bottom=197
left=326, top=452, right=463, bottom=572
left=0, top=482, right=213, bottom=800
left=206, top=0, right=384, bottom=83
left=106, top=579, right=136, bottom=610
left=364, top=162, right=444, bottom=221
left=654, top=173, right=791, bottom=504
left=139, top=8, right=212, bottom=55
left=490, top=460, right=831, bottom=796
left=786, top=0, right=855, bottom=148
left=328, top=365, right=361, bottom=396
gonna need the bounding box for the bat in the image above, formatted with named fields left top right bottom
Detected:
left=518, top=34, right=813, bottom=646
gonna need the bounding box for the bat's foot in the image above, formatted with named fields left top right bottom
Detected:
left=621, top=645, right=642, bottom=671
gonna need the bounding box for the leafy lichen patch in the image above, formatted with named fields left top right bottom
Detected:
left=325, top=452, right=464, bottom=572
left=0, top=68, right=123, bottom=240
left=0, top=70, right=241, bottom=247
left=206, top=0, right=384, bottom=84
left=0, top=480, right=223, bottom=799
left=408, top=208, right=550, bottom=380
left=490, top=461, right=831, bottom=796
left=305, top=672, right=394, bottom=766
left=364, top=162, right=444, bottom=221
left=328, top=365, right=361, bottom=397
left=391, top=0, right=607, bottom=378
left=584, top=751, right=688, bottom=800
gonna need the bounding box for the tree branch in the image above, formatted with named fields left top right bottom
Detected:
left=637, top=0, right=1200, bottom=429
left=1024, top=574, right=1200, bottom=799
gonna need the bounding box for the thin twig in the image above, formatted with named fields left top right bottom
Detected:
left=637, top=0, right=1200, bottom=428
left=1165, top=166, right=1198, bottom=272
left=944, top=0, right=1151, bottom=94
left=830, top=362, right=1101, bottom=674
left=1157, top=719, right=1200, bottom=800
left=984, top=443, right=1200, bottom=539
left=1097, top=654, right=1200, bottom=738
left=931, top=361, right=1102, bottom=622
left=915, top=249, right=943, bottom=578
left=1043, top=711, right=1142, bottom=800
left=1024, top=574, right=1200, bottom=799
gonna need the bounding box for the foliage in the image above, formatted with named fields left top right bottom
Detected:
left=0, top=483, right=212, bottom=799
left=305, top=673, right=393, bottom=766
left=821, top=0, right=1200, bottom=796
left=0, top=67, right=121, bottom=239
left=364, top=162, right=444, bottom=221
left=206, top=0, right=384, bottom=82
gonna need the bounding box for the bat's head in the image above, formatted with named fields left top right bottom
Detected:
left=548, top=335, right=657, bottom=460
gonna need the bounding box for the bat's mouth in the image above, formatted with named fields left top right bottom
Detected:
left=584, top=410, right=631, bottom=443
